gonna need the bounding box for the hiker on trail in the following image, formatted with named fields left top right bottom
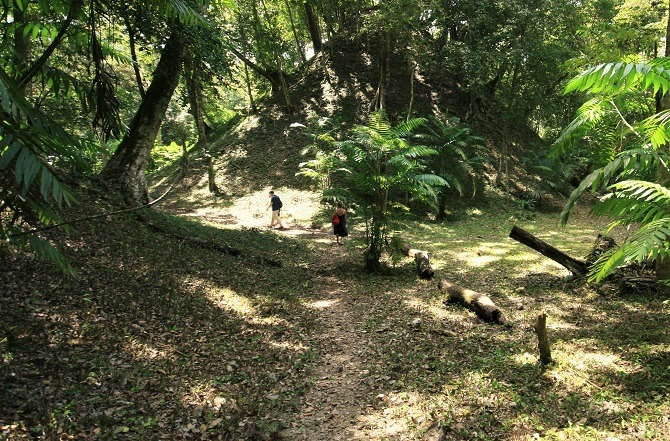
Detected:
left=332, top=201, right=348, bottom=245
left=267, top=190, right=284, bottom=229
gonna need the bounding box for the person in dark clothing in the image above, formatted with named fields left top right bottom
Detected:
left=267, top=190, right=284, bottom=229
left=332, top=201, right=348, bottom=245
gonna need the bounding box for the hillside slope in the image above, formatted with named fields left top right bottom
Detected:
left=153, top=33, right=550, bottom=212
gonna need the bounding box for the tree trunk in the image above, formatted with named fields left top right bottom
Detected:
left=274, top=53, right=293, bottom=113
left=438, top=279, right=506, bottom=324
left=124, top=15, right=146, bottom=99
left=12, top=5, right=29, bottom=76
left=406, top=61, right=415, bottom=122
left=304, top=1, right=322, bottom=52
left=185, top=69, right=219, bottom=194
left=186, top=71, right=207, bottom=146
left=285, top=0, right=306, bottom=62
left=180, top=138, right=189, bottom=179
left=228, top=45, right=281, bottom=93
left=509, top=225, right=587, bottom=276
left=102, top=29, right=186, bottom=205
left=243, top=64, right=258, bottom=113
left=373, top=30, right=390, bottom=111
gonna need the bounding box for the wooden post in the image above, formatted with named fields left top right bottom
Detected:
left=534, top=312, right=552, bottom=365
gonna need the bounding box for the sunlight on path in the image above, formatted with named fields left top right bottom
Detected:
left=282, top=291, right=402, bottom=440
left=157, top=187, right=327, bottom=231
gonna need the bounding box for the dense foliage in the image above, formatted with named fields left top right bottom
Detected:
left=299, top=110, right=446, bottom=270
left=556, top=58, right=670, bottom=282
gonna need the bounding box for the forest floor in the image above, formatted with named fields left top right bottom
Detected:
left=3, top=182, right=670, bottom=440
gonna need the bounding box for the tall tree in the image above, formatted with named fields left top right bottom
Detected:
left=102, top=28, right=187, bottom=204
left=654, top=0, right=670, bottom=278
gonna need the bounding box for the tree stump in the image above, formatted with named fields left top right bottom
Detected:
left=534, top=312, right=552, bottom=365
left=438, top=279, right=506, bottom=324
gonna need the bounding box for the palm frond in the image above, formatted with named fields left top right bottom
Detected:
left=1, top=68, right=84, bottom=274
left=591, top=195, right=667, bottom=225
left=160, top=0, right=206, bottom=25
left=638, top=110, right=670, bottom=150
left=560, top=160, right=618, bottom=225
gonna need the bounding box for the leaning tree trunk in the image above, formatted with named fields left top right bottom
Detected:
left=12, top=5, right=29, bottom=77
left=102, top=30, right=186, bottom=205
left=124, top=15, right=146, bottom=99
left=509, top=225, right=587, bottom=277
left=17, top=0, right=83, bottom=89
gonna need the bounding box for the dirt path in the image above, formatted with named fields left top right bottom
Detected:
left=159, top=192, right=444, bottom=439
left=283, top=284, right=373, bottom=439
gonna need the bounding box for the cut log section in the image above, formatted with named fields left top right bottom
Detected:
left=401, top=243, right=435, bottom=279
left=438, top=279, right=506, bottom=324
left=509, top=225, right=587, bottom=276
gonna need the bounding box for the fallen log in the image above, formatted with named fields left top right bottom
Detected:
left=138, top=214, right=282, bottom=267
left=438, top=279, right=506, bottom=324
left=401, top=243, right=435, bottom=279
left=509, top=225, right=587, bottom=276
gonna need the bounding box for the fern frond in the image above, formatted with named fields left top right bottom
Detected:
left=414, top=173, right=449, bottom=188
left=393, top=117, right=427, bottom=138
left=565, top=60, right=670, bottom=96
left=398, top=144, right=438, bottom=159
left=552, top=99, right=612, bottom=156
left=589, top=217, right=670, bottom=282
